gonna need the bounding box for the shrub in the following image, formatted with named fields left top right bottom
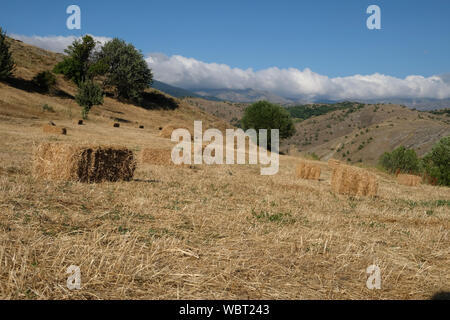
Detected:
left=75, top=81, right=104, bottom=119
left=422, top=136, right=450, bottom=186
left=241, top=101, right=295, bottom=148
left=0, top=27, right=14, bottom=80
left=42, top=104, right=55, bottom=113
left=379, top=146, right=420, bottom=174
left=33, top=71, right=56, bottom=92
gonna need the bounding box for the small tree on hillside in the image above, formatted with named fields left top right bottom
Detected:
left=53, top=35, right=97, bottom=86
left=241, top=100, right=296, bottom=148
left=32, top=70, right=56, bottom=93
left=379, top=146, right=420, bottom=174
left=422, top=136, right=450, bottom=186
left=75, top=81, right=104, bottom=119
left=0, top=27, right=14, bottom=80
left=95, top=38, right=153, bottom=102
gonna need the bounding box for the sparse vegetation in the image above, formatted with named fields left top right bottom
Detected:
left=42, top=104, right=55, bottom=113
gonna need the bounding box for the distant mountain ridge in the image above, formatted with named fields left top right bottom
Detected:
left=156, top=82, right=450, bottom=111
left=152, top=80, right=221, bottom=101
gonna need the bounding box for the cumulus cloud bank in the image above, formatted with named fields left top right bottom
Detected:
left=147, top=53, right=450, bottom=101
left=11, top=34, right=450, bottom=101
left=10, top=34, right=112, bottom=54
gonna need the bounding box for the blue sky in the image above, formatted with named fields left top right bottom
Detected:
left=2, top=0, right=450, bottom=100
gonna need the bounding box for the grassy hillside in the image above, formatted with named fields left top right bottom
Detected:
left=0, top=39, right=449, bottom=300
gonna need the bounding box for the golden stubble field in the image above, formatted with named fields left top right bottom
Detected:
left=0, top=113, right=449, bottom=300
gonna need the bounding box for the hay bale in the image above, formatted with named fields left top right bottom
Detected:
left=159, top=124, right=193, bottom=140
left=141, top=145, right=211, bottom=166
left=141, top=148, right=175, bottom=166
left=33, top=143, right=136, bottom=183
left=397, top=174, right=421, bottom=187
left=331, top=164, right=378, bottom=197
left=113, top=123, right=120, bottom=128
left=296, top=161, right=321, bottom=180
left=328, top=159, right=341, bottom=168
left=43, top=124, right=67, bottom=135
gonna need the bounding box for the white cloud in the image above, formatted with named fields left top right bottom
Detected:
left=9, top=34, right=450, bottom=100
left=10, top=34, right=112, bottom=54
left=147, top=53, right=450, bottom=101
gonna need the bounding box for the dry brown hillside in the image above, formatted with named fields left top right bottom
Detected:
left=286, top=104, right=450, bottom=164
left=0, top=39, right=448, bottom=300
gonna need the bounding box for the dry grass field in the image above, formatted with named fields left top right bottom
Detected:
left=0, top=39, right=449, bottom=300
left=0, top=112, right=449, bottom=299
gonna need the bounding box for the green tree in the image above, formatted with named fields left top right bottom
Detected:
left=241, top=101, right=296, bottom=148
left=53, top=35, right=97, bottom=86
left=75, top=81, right=104, bottom=119
left=0, top=27, right=14, bottom=80
left=379, top=146, right=420, bottom=174
left=32, top=71, right=56, bottom=93
left=95, top=38, right=153, bottom=101
left=422, top=136, right=450, bottom=186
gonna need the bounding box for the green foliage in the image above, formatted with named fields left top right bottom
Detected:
left=53, top=35, right=97, bottom=86
left=379, top=146, right=421, bottom=174
left=75, top=81, right=104, bottom=119
left=430, top=108, right=450, bottom=116
left=286, top=101, right=364, bottom=121
left=0, top=27, right=14, bottom=80
left=421, top=136, right=450, bottom=186
left=241, top=101, right=296, bottom=148
left=251, top=209, right=295, bottom=224
left=32, top=71, right=56, bottom=92
left=306, top=152, right=319, bottom=160
left=95, top=38, right=153, bottom=101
